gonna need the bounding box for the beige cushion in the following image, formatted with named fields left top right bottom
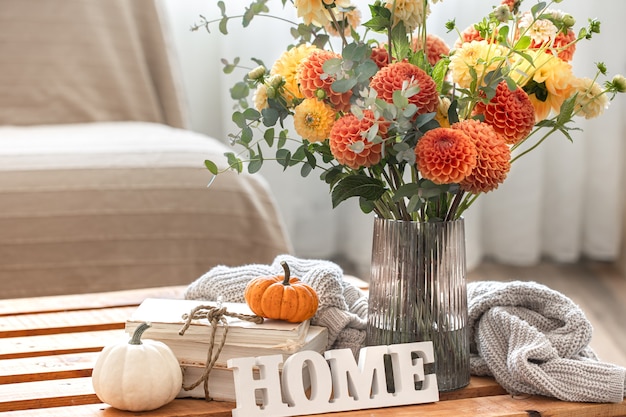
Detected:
left=0, top=122, right=292, bottom=298
left=0, top=0, right=187, bottom=128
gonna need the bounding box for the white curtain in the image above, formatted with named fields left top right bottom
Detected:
left=161, top=0, right=626, bottom=279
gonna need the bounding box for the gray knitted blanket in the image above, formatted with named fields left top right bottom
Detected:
left=184, top=254, right=368, bottom=356
left=468, top=280, right=626, bottom=403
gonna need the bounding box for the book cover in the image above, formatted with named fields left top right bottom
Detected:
left=125, top=298, right=310, bottom=348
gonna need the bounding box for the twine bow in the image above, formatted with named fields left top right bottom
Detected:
left=178, top=304, right=264, bottom=401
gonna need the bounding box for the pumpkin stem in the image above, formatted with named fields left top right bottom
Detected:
left=130, top=322, right=152, bottom=345
left=280, top=261, right=291, bottom=286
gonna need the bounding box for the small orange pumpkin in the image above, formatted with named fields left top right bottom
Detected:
left=244, top=261, right=319, bottom=323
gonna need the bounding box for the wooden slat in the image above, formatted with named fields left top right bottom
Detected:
left=0, top=398, right=234, bottom=417
left=1, top=394, right=624, bottom=417
left=0, top=377, right=99, bottom=412
left=0, top=285, right=186, bottom=316
left=0, top=329, right=124, bottom=360
left=439, top=376, right=507, bottom=400
left=0, top=352, right=100, bottom=384
left=0, top=306, right=136, bottom=338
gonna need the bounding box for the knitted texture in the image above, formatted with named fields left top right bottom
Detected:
left=184, top=254, right=368, bottom=356
left=468, top=280, right=626, bottom=403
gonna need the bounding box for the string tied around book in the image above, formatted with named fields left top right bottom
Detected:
left=178, top=300, right=264, bottom=401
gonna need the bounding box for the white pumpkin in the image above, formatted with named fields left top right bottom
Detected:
left=92, top=322, right=183, bottom=412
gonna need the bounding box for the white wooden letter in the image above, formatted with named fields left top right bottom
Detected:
left=228, top=354, right=290, bottom=417
left=387, top=342, right=439, bottom=403
left=325, top=345, right=392, bottom=406
left=282, top=349, right=332, bottom=407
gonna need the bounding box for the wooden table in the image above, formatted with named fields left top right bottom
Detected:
left=1, top=285, right=625, bottom=417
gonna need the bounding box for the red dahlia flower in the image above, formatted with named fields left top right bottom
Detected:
left=329, top=110, right=387, bottom=170
left=370, top=61, right=439, bottom=115
left=452, top=119, right=511, bottom=194
left=297, top=49, right=352, bottom=112
left=473, top=81, right=536, bottom=145
left=415, top=127, right=477, bottom=184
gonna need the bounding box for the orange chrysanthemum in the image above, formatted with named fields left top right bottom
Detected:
left=554, top=30, right=577, bottom=62
left=452, top=119, right=511, bottom=194
left=473, top=81, right=536, bottom=145
left=370, top=61, right=439, bottom=115
left=329, top=110, right=387, bottom=170
left=413, top=34, right=450, bottom=67
left=293, top=98, right=336, bottom=142
left=415, top=127, right=477, bottom=184
left=296, top=49, right=353, bottom=112
left=370, top=46, right=390, bottom=69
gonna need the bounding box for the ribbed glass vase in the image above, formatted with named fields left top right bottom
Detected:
left=366, top=217, right=470, bottom=392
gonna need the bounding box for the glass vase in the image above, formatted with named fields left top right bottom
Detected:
left=366, top=217, right=470, bottom=392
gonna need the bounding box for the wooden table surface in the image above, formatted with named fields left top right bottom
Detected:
left=1, top=285, right=625, bottom=417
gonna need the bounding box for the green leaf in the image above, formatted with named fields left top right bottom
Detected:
left=219, top=17, right=229, bottom=34
left=263, top=128, right=275, bottom=147
left=225, top=152, right=243, bottom=173
left=331, top=175, right=386, bottom=208
left=431, top=58, right=449, bottom=92
left=513, top=35, right=531, bottom=51
left=355, top=60, right=379, bottom=83
left=300, top=163, right=312, bottom=177
left=392, top=183, right=421, bottom=202
left=278, top=130, right=288, bottom=148
left=248, top=156, right=263, bottom=174
left=406, top=194, right=425, bottom=213
left=204, top=160, right=218, bottom=175
left=240, top=126, right=253, bottom=145
left=232, top=111, right=246, bottom=129
left=243, top=108, right=261, bottom=121
left=261, top=107, right=279, bottom=126
left=276, top=148, right=291, bottom=169
left=323, top=58, right=343, bottom=76
left=392, top=90, right=409, bottom=108
left=332, top=78, right=357, bottom=94
left=230, top=82, right=249, bottom=100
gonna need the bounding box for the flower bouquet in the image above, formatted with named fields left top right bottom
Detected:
left=197, top=0, right=625, bottom=392
left=199, top=0, right=624, bottom=223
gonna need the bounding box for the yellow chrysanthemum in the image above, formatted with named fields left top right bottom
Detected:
left=572, top=77, right=609, bottom=119
left=384, top=0, right=429, bottom=31
left=512, top=51, right=575, bottom=120
left=293, top=98, right=336, bottom=142
left=449, top=40, right=507, bottom=89
left=294, top=0, right=351, bottom=27
left=271, top=44, right=318, bottom=105
left=253, top=84, right=269, bottom=111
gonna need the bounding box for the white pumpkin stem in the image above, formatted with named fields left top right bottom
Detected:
left=280, top=261, right=291, bottom=286
left=130, top=322, right=152, bottom=345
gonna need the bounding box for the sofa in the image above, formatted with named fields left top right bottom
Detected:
left=0, top=0, right=292, bottom=298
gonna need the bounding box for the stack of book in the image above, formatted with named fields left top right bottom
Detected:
left=124, top=298, right=328, bottom=402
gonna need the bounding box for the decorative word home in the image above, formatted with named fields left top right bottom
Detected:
left=227, top=342, right=439, bottom=417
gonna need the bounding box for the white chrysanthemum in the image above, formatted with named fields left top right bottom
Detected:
left=253, top=84, right=269, bottom=111
left=519, top=11, right=558, bottom=45
left=573, top=77, right=609, bottom=119
left=384, top=0, right=430, bottom=31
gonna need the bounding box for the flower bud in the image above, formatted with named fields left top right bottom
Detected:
left=247, top=65, right=266, bottom=81
left=268, top=74, right=283, bottom=89
left=561, top=14, right=575, bottom=28
left=315, top=88, right=327, bottom=100
left=612, top=74, right=626, bottom=93
left=493, top=5, right=511, bottom=23
left=266, top=86, right=277, bottom=99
